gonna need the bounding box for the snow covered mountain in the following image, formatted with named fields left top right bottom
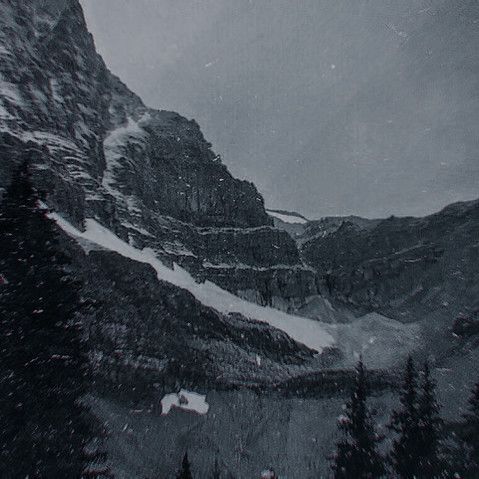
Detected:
left=1, top=1, right=478, bottom=477
left=0, top=0, right=342, bottom=388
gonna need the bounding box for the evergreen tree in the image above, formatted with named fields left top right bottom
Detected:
left=0, top=161, right=93, bottom=477
left=211, top=456, right=221, bottom=479
left=416, top=361, right=443, bottom=477
left=388, top=356, right=421, bottom=479
left=331, top=358, right=385, bottom=478
left=459, top=381, right=479, bottom=478
left=177, top=452, right=193, bottom=479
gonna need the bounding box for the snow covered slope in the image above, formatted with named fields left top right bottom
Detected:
left=52, top=213, right=420, bottom=368
left=161, top=390, right=209, bottom=415
left=51, top=214, right=335, bottom=353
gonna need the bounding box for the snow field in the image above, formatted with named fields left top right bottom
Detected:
left=50, top=215, right=335, bottom=353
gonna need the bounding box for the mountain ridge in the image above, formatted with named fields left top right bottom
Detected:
left=0, top=0, right=339, bottom=386
left=1, top=2, right=478, bottom=476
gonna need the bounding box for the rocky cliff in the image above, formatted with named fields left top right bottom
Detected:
left=2, top=2, right=478, bottom=477
left=0, top=0, right=320, bottom=318
left=0, top=0, right=270, bottom=228
left=301, top=200, right=479, bottom=325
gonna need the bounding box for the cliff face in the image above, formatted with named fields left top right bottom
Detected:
left=0, top=0, right=329, bottom=390
left=301, top=200, right=479, bottom=323
left=0, top=0, right=271, bottom=229
left=0, top=0, right=323, bottom=317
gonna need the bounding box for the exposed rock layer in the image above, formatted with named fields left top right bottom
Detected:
left=301, top=200, right=479, bottom=322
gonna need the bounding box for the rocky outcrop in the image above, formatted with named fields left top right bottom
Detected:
left=199, top=227, right=300, bottom=267
left=0, top=0, right=270, bottom=228
left=0, top=0, right=328, bottom=317
left=452, top=311, right=479, bottom=338
left=204, top=264, right=318, bottom=310
left=299, top=215, right=381, bottom=245
left=196, top=226, right=320, bottom=310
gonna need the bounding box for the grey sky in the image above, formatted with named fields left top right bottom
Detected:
left=81, top=0, right=479, bottom=219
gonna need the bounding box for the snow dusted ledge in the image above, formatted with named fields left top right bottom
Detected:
left=49, top=214, right=335, bottom=353
left=161, top=390, right=209, bottom=416
left=267, top=210, right=308, bottom=224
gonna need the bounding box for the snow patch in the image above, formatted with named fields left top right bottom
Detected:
left=102, top=115, right=149, bottom=195
left=21, top=131, right=79, bottom=153
left=49, top=79, right=64, bottom=104
left=0, top=79, right=23, bottom=104
left=268, top=210, right=308, bottom=224
left=29, top=87, right=48, bottom=109
left=0, top=45, right=11, bottom=57
left=120, top=222, right=154, bottom=238
left=102, top=115, right=150, bottom=215
left=50, top=215, right=335, bottom=353
left=161, top=390, right=209, bottom=415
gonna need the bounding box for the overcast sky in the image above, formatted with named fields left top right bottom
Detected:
left=81, top=0, right=479, bottom=219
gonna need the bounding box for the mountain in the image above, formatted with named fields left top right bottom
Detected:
left=300, top=200, right=479, bottom=362
left=0, top=0, right=346, bottom=390
left=1, top=1, right=478, bottom=477
left=301, top=200, right=479, bottom=320
left=0, top=0, right=331, bottom=320
left=0, top=3, right=342, bottom=473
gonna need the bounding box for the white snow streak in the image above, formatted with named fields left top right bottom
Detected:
left=50, top=215, right=335, bottom=353
left=21, top=131, right=79, bottom=153
left=268, top=211, right=308, bottom=224
left=0, top=79, right=23, bottom=104
left=102, top=115, right=149, bottom=196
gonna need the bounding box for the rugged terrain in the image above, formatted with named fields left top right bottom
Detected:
left=0, top=0, right=323, bottom=317
left=1, top=1, right=478, bottom=477
left=300, top=201, right=479, bottom=354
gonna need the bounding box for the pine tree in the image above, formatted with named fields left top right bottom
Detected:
left=460, top=381, right=479, bottom=478
left=0, top=161, right=93, bottom=478
left=388, top=356, right=421, bottom=479
left=416, top=361, right=443, bottom=477
left=331, top=359, right=385, bottom=479
left=211, top=456, right=221, bottom=479
left=177, top=452, right=193, bottom=479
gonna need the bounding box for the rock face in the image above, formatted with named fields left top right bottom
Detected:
left=0, top=0, right=331, bottom=390
left=2, top=2, right=478, bottom=477
left=0, top=0, right=319, bottom=317
left=197, top=226, right=319, bottom=309
left=0, top=0, right=270, bottom=228
left=301, top=200, right=479, bottom=323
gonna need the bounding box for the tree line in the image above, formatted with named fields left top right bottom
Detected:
left=331, top=357, right=479, bottom=479
left=175, top=358, right=479, bottom=479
